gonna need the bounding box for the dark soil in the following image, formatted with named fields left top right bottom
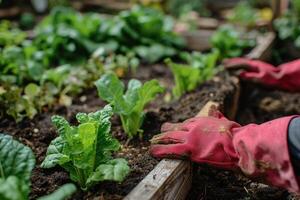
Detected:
left=187, top=80, right=300, bottom=200
left=0, top=64, right=238, bottom=199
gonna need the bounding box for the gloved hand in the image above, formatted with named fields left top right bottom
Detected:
left=224, top=58, right=300, bottom=92
left=150, top=112, right=300, bottom=193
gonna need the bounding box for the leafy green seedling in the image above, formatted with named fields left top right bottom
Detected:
left=41, top=105, right=129, bottom=190
left=167, top=50, right=219, bottom=99
left=95, top=73, right=164, bottom=138
left=0, top=133, right=76, bottom=200
left=210, top=25, right=255, bottom=59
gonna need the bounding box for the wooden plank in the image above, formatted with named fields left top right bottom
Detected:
left=272, top=0, right=289, bottom=18
left=245, top=32, right=275, bottom=60
left=197, top=17, right=219, bottom=29
left=181, top=29, right=215, bottom=51
left=0, top=7, right=20, bottom=18
left=83, top=0, right=130, bottom=11
left=124, top=101, right=220, bottom=200
left=182, top=31, right=275, bottom=58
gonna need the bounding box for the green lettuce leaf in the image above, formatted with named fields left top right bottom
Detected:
left=41, top=105, right=129, bottom=190
left=95, top=73, right=164, bottom=138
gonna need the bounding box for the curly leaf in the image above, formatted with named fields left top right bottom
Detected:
left=41, top=137, right=70, bottom=168
left=87, top=158, right=129, bottom=185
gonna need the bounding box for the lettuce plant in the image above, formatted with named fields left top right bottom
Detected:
left=95, top=73, right=164, bottom=138
left=0, top=133, right=76, bottom=200
left=167, top=50, right=219, bottom=99
left=41, top=105, right=130, bottom=190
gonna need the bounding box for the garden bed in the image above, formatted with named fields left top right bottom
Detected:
left=0, top=28, right=275, bottom=200
left=0, top=65, right=238, bottom=200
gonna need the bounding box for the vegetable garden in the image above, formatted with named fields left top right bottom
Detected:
left=0, top=0, right=299, bottom=200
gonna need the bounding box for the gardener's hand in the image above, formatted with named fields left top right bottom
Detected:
left=150, top=113, right=300, bottom=193
left=150, top=114, right=241, bottom=169
left=224, top=58, right=300, bottom=92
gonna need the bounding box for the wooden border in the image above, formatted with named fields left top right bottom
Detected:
left=245, top=32, right=275, bottom=61
left=124, top=32, right=275, bottom=200
left=182, top=30, right=275, bottom=57
left=0, top=7, right=20, bottom=18
left=181, top=29, right=215, bottom=51
left=83, top=0, right=130, bottom=11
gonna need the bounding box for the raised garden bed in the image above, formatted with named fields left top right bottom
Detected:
left=0, top=64, right=239, bottom=200
left=0, top=25, right=275, bottom=199
left=0, top=4, right=281, bottom=199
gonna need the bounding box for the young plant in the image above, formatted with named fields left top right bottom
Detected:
left=41, top=105, right=130, bottom=190
left=274, top=0, right=300, bottom=48
left=95, top=73, right=164, bottom=138
left=0, top=133, right=76, bottom=200
left=167, top=50, right=219, bottom=99
left=227, top=1, right=258, bottom=27
left=210, top=25, right=255, bottom=59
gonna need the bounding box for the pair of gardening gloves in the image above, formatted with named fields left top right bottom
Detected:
left=150, top=58, right=300, bottom=193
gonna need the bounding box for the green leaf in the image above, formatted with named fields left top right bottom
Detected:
left=0, top=134, right=35, bottom=184
left=95, top=73, right=130, bottom=114
left=87, top=158, right=130, bottom=185
left=78, top=123, right=97, bottom=149
left=124, top=79, right=142, bottom=110
left=40, top=137, right=70, bottom=168
left=95, top=73, right=164, bottom=138
left=95, top=73, right=124, bottom=103
left=166, top=59, right=200, bottom=98
left=210, top=25, right=255, bottom=59
left=0, top=176, right=26, bottom=200
left=24, top=83, right=40, bottom=98
left=37, top=183, right=76, bottom=200
left=137, top=79, right=164, bottom=110
left=0, top=134, right=35, bottom=199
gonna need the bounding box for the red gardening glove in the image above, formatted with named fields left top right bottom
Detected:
left=224, top=58, right=300, bottom=92
left=150, top=112, right=300, bottom=193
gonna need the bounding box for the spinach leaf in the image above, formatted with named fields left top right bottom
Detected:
left=0, top=134, right=35, bottom=199
left=95, top=73, right=164, bottom=138
left=0, top=133, right=77, bottom=200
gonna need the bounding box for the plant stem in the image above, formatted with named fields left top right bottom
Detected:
left=0, top=162, right=4, bottom=178
left=120, top=115, right=131, bottom=138
left=75, top=167, right=86, bottom=190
